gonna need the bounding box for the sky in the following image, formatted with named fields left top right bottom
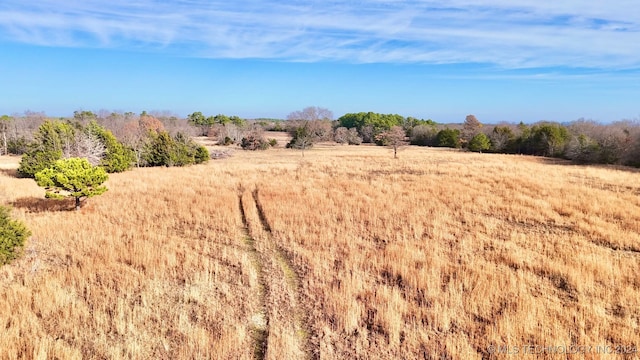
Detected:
left=1, top=1, right=640, bottom=123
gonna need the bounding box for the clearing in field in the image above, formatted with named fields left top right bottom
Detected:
left=0, top=145, right=639, bottom=359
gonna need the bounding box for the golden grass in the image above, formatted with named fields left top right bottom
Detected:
left=1, top=145, right=639, bottom=359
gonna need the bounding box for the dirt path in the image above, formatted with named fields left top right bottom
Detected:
left=238, top=189, right=269, bottom=359
left=239, top=185, right=317, bottom=360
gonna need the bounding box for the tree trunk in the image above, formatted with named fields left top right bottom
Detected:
left=75, top=197, right=81, bottom=211
left=1, top=131, right=6, bottom=156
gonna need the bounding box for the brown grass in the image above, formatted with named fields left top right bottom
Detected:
left=0, top=145, right=638, bottom=359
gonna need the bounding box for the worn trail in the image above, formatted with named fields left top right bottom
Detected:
left=238, top=185, right=317, bottom=359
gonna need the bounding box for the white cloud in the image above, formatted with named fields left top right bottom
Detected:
left=1, top=0, right=640, bottom=68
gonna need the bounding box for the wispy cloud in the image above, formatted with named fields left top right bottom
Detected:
left=1, top=0, right=639, bottom=68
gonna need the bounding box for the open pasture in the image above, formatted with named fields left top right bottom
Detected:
left=1, top=146, right=638, bottom=359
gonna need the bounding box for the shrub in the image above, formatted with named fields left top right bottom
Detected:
left=194, top=145, right=210, bottom=164
left=0, top=206, right=31, bottom=265
left=241, top=134, right=269, bottom=151
left=143, top=131, right=208, bottom=167
left=468, top=133, right=491, bottom=152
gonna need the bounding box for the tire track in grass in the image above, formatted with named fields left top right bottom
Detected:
left=252, top=188, right=319, bottom=360
left=238, top=186, right=269, bottom=360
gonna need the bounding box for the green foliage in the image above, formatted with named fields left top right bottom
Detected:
left=468, top=133, right=491, bottom=152
left=529, top=123, right=570, bottom=157
left=287, top=123, right=315, bottom=154
left=144, top=131, right=175, bottom=166
left=73, top=110, right=97, bottom=122
left=337, top=112, right=405, bottom=141
left=0, top=206, right=31, bottom=265
left=187, top=112, right=207, bottom=126
left=188, top=112, right=245, bottom=136
left=18, top=120, right=75, bottom=177
left=143, top=131, right=208, bottom=167
left=193, top=144, right=210, bottom=164
left=268, top=138, right=278, bottom=147
left=85, top=121, right=133, bottom=172
left=19, top=119, right=133, bottom=177
left=35, top=158, right=108, bottom=210
left=436, top=128, right=461, bottom=148
left=7, top=137, right=29, bottom=155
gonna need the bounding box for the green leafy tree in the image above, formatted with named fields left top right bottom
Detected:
left=18, top=120, right=75, bottom=177
left=73, top=110, right=97, bottom=123
left=436, top=128, right=461, bottom=148
left=0, top=206, right=31, bottom=265
left=143, top=131, right=208, bottom=167
left=214, top=114, right=230, bottom=125
left=530, top=123, right=569, bottom=157
left=35, top=158, right=108, bottom=211
left=337, top=112, right=405, bottom=142
left=468, top=133, right=491, bottom=152
left=144, top=131, right=175, bottom=166
left=188, top=112, right=214, bottom=136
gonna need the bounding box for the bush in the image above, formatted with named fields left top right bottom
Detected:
left=143, top=131, right=208, bottom=167
left=468, top=133, right=491, bottom=152
left=268, top=138, right=278, bottom=147
left=241, top=134, right=269, bottom=151
left=0, top=206, right=31, bottom=265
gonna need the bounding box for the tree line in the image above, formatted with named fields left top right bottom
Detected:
left=3, top=111, right=209, bottom=179
left=2, top=108, right=640, bottom=166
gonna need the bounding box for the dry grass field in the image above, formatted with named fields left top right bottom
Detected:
left=0, top=144, right=639, bottom=359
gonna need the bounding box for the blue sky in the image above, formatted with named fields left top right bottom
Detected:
left=1, top=1, right=640, bottom=123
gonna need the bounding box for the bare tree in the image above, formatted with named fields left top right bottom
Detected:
left=334, top=127, right=362, bottom=145
left=120, top=116, right=164, bottom=167
left=287, top=106, right=333, bottom=122
left=377, top=126, right=408, bottom=158
left=66, top=131, right=106, bottom=166
left=286, top=106, right=334, bottom=156
left=462, top=114, right=482, bottom=143
left=334, top=127, right=350, bottom=144
left=0, top=115, right=11, bottom=155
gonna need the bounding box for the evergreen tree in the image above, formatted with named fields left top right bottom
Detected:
left=0, top=206, right=31, bottom=265
left=35, top=158, right=108, bottom=211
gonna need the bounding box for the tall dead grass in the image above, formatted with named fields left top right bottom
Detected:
left=1, top=146, right=639, bottom=359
